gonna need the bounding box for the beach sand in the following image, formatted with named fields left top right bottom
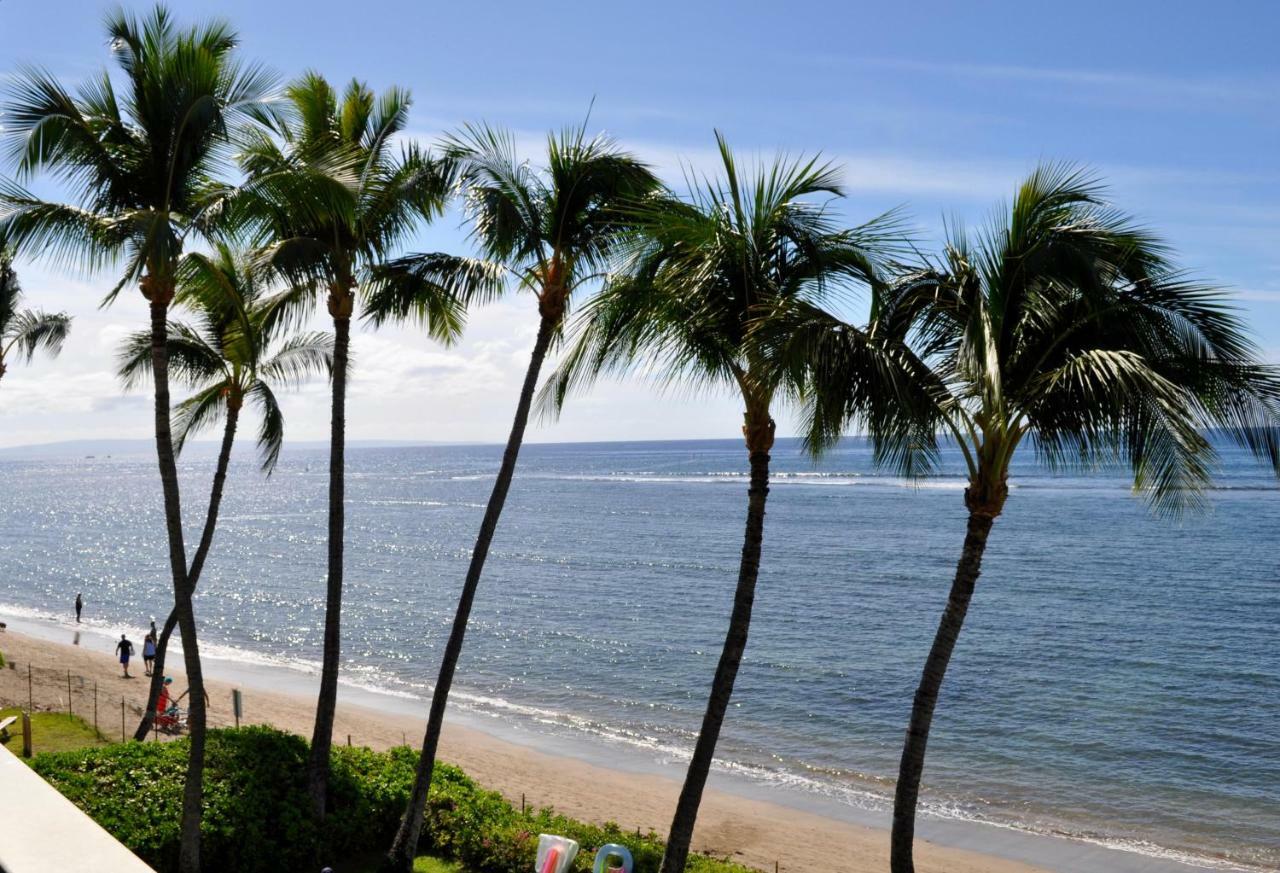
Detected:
left=0, top=626, right=1047, bottom=873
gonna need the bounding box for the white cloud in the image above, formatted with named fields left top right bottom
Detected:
left=3, top=107, right=1276, bottom=451
left=95, top=322, right=136, bottom=352
left=0, top=367, right=145, bottom=415
left=347, top=331, right=507, bottom=400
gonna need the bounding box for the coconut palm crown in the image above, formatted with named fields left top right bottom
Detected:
left=873, top=164, right=1280, bottom=517
left=0, top=6, right=276, bottom=302
left=236, top=72, right=477, bottom=332
left=117, top=243, right=332, bottom=473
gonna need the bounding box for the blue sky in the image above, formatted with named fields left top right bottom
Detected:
left=2, top=0, right=1278, bottom=447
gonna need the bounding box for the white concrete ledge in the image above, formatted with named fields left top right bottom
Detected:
left=0, top=741, right=156, bottom=872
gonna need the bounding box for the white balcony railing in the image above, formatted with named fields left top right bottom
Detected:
left=0, top=741, right=156, bottom=872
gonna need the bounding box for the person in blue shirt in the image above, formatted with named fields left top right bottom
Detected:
left=114, top=634, right=134, bottom=678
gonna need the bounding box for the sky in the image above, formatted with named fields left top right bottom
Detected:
left=1, top=0, right=1278, bottom=449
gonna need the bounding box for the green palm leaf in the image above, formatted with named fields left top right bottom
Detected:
left=0, top=244, right=73, bottom=375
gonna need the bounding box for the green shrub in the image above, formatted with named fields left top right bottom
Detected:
left=33, top=728, right=324, bottom=871
left=31, top=727, right=751, bottom=873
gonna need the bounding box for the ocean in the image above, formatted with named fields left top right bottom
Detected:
left=0, top=437, right=1276, bottom=871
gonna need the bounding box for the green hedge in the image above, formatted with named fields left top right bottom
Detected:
left=31, top=727, right=751, bottom=873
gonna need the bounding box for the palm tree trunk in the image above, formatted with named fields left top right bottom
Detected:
left=660, top=430, right=773, bottom=873
left=135, top=403, right=241, bottom=740
left=384, top=313, right=557, bottom=872
left=889, top=509, right=995, bottom=873
left=309, top=309, right=351, bottom=817
left=173, top=591, right=206, bottom=873
left=148, top=292, right=204, bottom=873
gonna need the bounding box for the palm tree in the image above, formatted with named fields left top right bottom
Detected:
left=120, top=244, right=331, bottom=739
left=543, top=134, right=908, bottom=873
left=235, top=73, right=464, bottom=816
left=377, top=122, right=659, bottom=872
left=816, top=165, right=1280, bottom=873
left=0, top=9, right=275, bottom=869
left=0, top=245, right=71, bottom=387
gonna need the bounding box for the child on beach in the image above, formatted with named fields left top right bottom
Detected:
left=142, top=629, right=157, bottom=676
left=155, top=677, right=184, bottom=732
left=157, top=677, right=173, bottom=711
left=115, top=634, right=134, bottom=678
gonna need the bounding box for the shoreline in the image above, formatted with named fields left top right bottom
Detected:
left=0, top=613, right=1245, bottom=873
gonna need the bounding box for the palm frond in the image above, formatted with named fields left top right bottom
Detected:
left=753, top=297, right=943, bottom=473
left=884, top=162, right=1280, bottom=515
left=3, top=64, right=127, bottom=189
left=0, top=181, right=124, bottom=276
left=114, top=328, right=155, bottom=388
left=116, top=321, right=225, bottom=390
left=258, top=331, right=333, bottom=386
left=246, top=379, right=285, bottom=473
left=364, top=253, right=506, bottom=337
left=172, top=381, right=229, bottom=455
left=3, top=310, right=72, bottom=362
left=550, top=133, right=896, bottom=432
left=0, top=246, right=18, bottom=321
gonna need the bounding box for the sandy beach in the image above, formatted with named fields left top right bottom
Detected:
left=0, top=624, right=1053, bottom=873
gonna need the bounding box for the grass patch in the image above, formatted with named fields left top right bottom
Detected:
left=0, top=706, right=110, bottom=755
left=348, top=852, right=466, bottom=873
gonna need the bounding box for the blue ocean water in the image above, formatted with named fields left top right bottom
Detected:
left=0, top=438, right=1276, bottom=871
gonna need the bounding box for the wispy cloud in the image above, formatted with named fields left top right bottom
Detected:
left=413, top=95, right=695, bottom=129
left=1230, top=289, right=1280, bottom=303
left=400, top=123, right=1280, bottom=236
left=401, top=125, right=1024, bottom=202
left=807, top=56, right=1280, bottom=109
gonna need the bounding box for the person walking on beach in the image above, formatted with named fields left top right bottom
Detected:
left=142, top=628, right=157, bottom=676
left=115, top=634, right=134, bottom=678
left=74, top=592, right=82, bottom=623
